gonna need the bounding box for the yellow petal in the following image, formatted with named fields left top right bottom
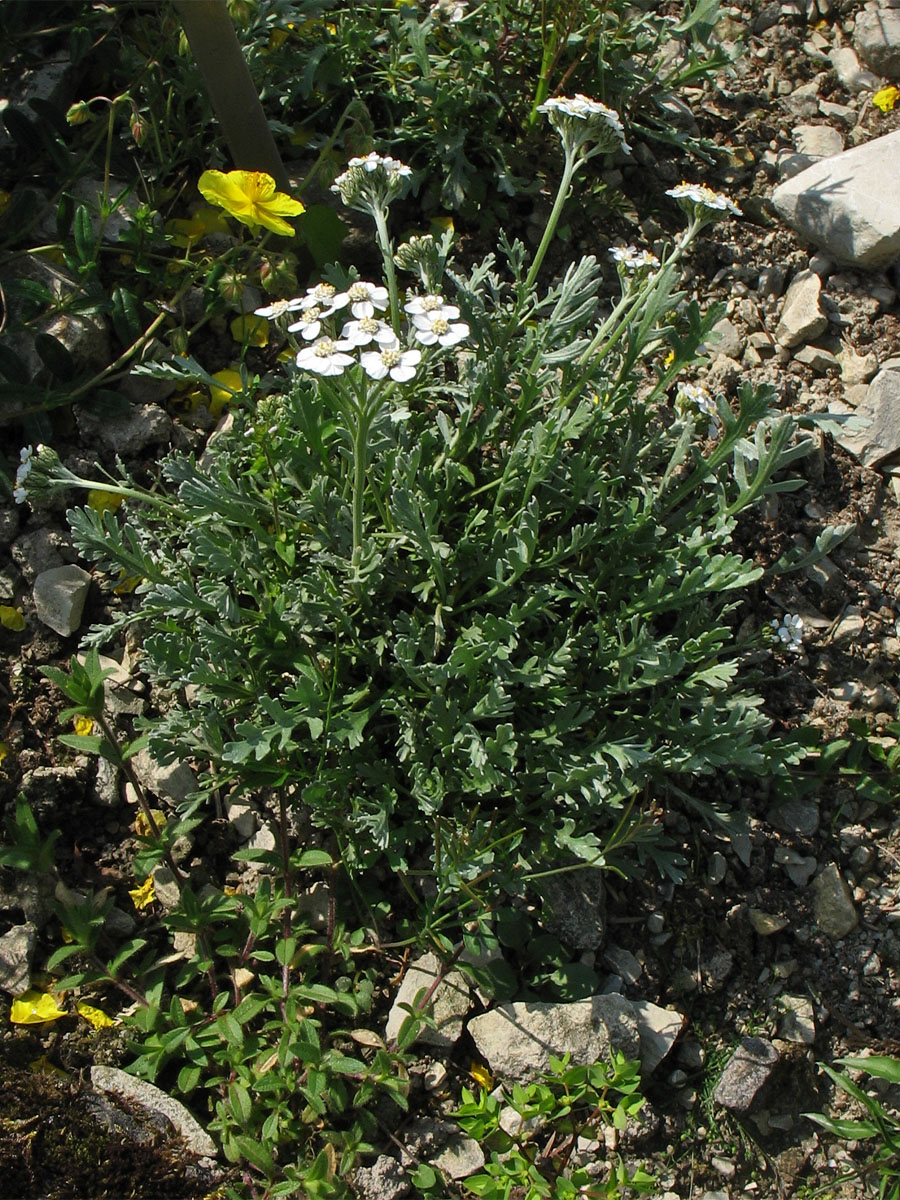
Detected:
left=469, top=1061, right=493, bottom=1089
left=87, top=488, right=123, bottom=514
left=873, top=85, right=900, bottom=113
left=134, top=808, right=166, bottom=837
left=230, top=314, right=269, bottom=347
left=73, top=715, right=94, bottom=736
left=128, top=876, right=156, bottom=910
left=76, top=1001, right=116, bottom=1029
left=0, top=742, right=10, bottom=769
left=10, top=989, right=68, bottom=1024
left=113, top=573, right=142, bottom=595
left=0, top=605, right=26, bottom=631
left=209, top=367, right=245, bottom=417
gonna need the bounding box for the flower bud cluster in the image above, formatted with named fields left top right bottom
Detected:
left=331, top=153, right=413, bottom=217
left=13, top=443, right=71, bottom=506
left=675, top=382, right=720, bottom=438
left=256, top=281, right=469, bottom=382
left=665, top=182, right=742, bottom=223
left=537, top=94, right=631, bottom=157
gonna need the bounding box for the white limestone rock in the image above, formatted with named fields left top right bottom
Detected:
left=32, top=564, right=92, bottom=636
left=775, top=270, right=828, bottom=348
left=834, top=368, right=900, bottom=466
left=772, top=132, right=900, bottom=269
left=854, top=2, right=900, bottom=77
left=385, top=951, right=472, bottom=1049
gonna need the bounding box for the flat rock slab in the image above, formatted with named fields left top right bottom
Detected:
left=772, top=131, right=900, bottom=268
left=775, top=270, right=827, bottom=348
left=854, top=3, right=900, bottom=77
left=811, top=863, right=858, bottom=940
left=91, top=1065, right=217, bottom=1158
left=384, top=951, right=472, bottom=1049
left=468, top=995, right=641, bottom=1082
left=834, top=369, right=900, bottom=467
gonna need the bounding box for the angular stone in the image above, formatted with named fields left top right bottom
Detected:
left=793, top=124, right=844, bottom=159
left=0, top=924, right=36, bottom=994
left=713, top=1037, right=779, bottom=1114
left=385, top=952, right=472, bottom=1049
left=632, top=1000, right=686, bottom=1075
left=772, top=132, right=900, bottom=268
left=794, top=344, right=839, bottom=373
left=468, top=995, right=640, bottom=1083
left=91, top=1066, right=217, bottom=1158
left=75, top=401, right=173, bottom=457
left=811, top=863, right=858, bottom=940
left=775, top=271, right=828, bottom=348
left=778, top=995, right=817, bottom=1044
left=433, top=1130, right=485, bottom=1180
left=32, top=564, right=92, bottom=636
left=132, top=747, right=197, bottom=805
left=834, top=369, right=900, bottom=466
left=708, top=317, right=743, bottom=360
left=838, top=344, right=879, bottom=386
left=854, top=3, right=900, bottom=76
left=829, top=45, right=881, bottom=92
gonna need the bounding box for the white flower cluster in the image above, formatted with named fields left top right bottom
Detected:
left=665, top=182, right=742, bottom=219
left=13, top=445, right=34, bottom=504
left=267, top=283, right=469, bottom=381
left=537, top=94, right=631, bottom=155
left=771, top=613, right=805, bottom=652
left=331, top=153, right=413, bottom=214
left=675, top=382, right=720, bottom=437
left=609, top=245, right=660, bottom=272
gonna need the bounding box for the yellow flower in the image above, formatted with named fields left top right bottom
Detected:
left=230, top=314, right=269, bottom=347
left=429, top=215, right=455, bottom=234
left=166, top=206, right=231, bottom=247
left=0, top=742, right=10, bottom=770
left=113, top=573, right=142, bottom=595
left=197, top=170, right=305, bottom=237
left=134, top=808, right=166, bottom=837
left=128, top=876, right=156, bottom=910
left=469, top=1061, right=493, bottom=1089
left=873, top=85, right=900, bottom=113
left=76, top=1001, right=116, bottom=1029
left=87, top=489, right=123, bottom=514
left=0, top=605, right=25, bottom=631
left=209, top=367, right=245, bottom=418
left=10, top=989, right=68, bottom=1024
left=73, top=715, right=94, bottom=736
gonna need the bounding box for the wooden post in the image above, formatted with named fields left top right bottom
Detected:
left=172, top=0, right=290, bottom=191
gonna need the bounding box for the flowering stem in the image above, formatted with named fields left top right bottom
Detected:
left=524, top=147, right=578, bottom=293
left=373, top=207, right=401, bottom=334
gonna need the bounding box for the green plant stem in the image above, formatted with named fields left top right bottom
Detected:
left=373, top=207, right=401, bottom=333
left=524, top=146, right=577, bottom=292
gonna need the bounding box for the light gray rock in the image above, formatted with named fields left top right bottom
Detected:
left=0, top=924, right=36, bottom=994
left=772, top=132, right=900, bottom=268
left=713, top=1037, right=779, bottom=1114
left=834, top=368, right=900, bottom=466
left=829, top=45, right=882, bottom=92
left=768, top=797, right=820, bottom=837
left=385, top=951, right=472, bottom=1049
left=602, top=944, right=643, bottom=986
left=838, top=344, right=879, bottom=386
left=352, top=1156, right=410, bottom=1200
left=774, top=846, right=818, bottom=887
left=433, top=1130, right=486, bottom=1180
left=132, top=747, right=197, bottom=805
left=854, top=3, right=900, bottom=76
left=75, top=402, right=173, bottom=458
left=775, top=270, right=828, bottom=348
left=32, top=564, right=92, bottom=635
left=778, top=995, right=817, bottom=1044
left=794, top=344, right=839, bottom=373
left=794, top=124, right=844, bottom=159
left=708, top=317, right=743, bottom=360
left=811, top=863, right=858, bottom=939
left=11, top=528, right=68, bottom=583
left=467, top=995, right=639, bottom=1083
left=225, top=799, right=258, bottom=841
left=77, top=651, right=144, bottom=716
left=91, top=1065, right=217, bottom=1158
left=632, top=1000, right=686, bottom=1075
left=91, top=756, right=120, bottom=807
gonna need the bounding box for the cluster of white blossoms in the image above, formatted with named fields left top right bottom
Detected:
left=675, top=382, right=721, bottom=437
left=331, top=153, right=413, bottom=215
left=256, top=284, right=469, bottom=382
left=666, top=182, right=742, bottom=220
left=771, top=613, right=805, bottom=653
left=609, top=245, right=660, bottom=272
left=537, top=94, right=631, bottom=156
left=13, top=445, right=34, bottom=504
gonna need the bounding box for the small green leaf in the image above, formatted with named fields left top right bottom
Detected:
left=34, top=332, right=76, bottom=380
